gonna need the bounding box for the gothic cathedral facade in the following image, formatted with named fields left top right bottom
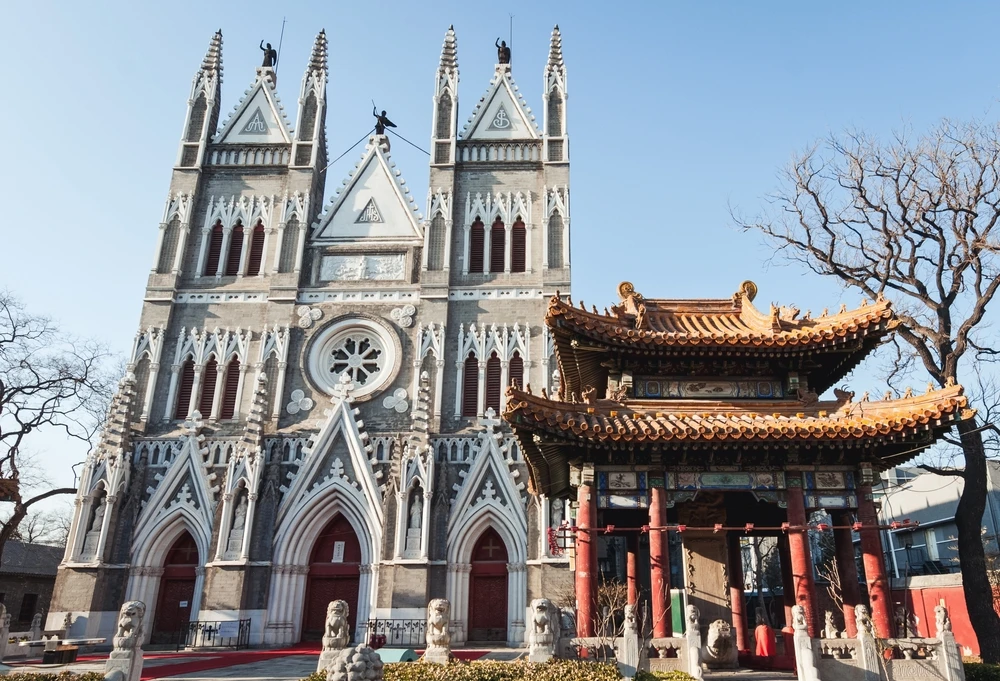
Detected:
left=50, top=27, right=572, bottom=647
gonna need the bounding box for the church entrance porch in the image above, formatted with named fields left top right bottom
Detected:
left=151, top=532, right=199, bottom=644
left=468, top=528, right=509, bottom=642
left=302, top=515, right=361, bottom=641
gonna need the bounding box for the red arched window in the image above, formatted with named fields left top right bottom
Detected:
left=219, top=358, right=241, bottom=420
left=204, top=221, right=224, bottom=275
left=198, top=358, right=218, bottom=417
left=509, top=351, right=524, bottom=391
left=247, top=221, right=265, bottom=276
left=469, top=219, right=485, bottom=273
left=511, top=220, right=526, bottom=273
left=485, top=352, right=502, bottom=414
left=490, top=219, right=506, bottom=273
left=225, top=222, right=244, bottom=276
left=462, top=352, right=479, bottom=417
left=175, top=359, right=196, bottom=419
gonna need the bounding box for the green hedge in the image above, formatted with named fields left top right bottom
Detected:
left=302, top=660, right=695, bottom=681
left=965, top=663, right=1000, bottom=681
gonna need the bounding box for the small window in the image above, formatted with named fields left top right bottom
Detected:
left=225, top=222, right=245, bottom=276
left=198, top=358, right=219, bottom=417
left=219, top=358, right=241, bottom=420
left=469, top=219, right=485, bottom=273
left=462, top=352, right=479, bottom=417
left=490, top=219, right=506, bottom=273
left=485, top=352, right=502, bottom=414
left=511, top=220, right=526, bottom=272
left=175, top=359, right=196, bottom=420
left=204, top=221, right=224, bottom=275
left=509, top=351, right=524, bottom=390
left=247, top=221, right=265, bottom=276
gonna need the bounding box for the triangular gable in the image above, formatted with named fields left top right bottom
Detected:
left=448, top=412, right=526, bottom=534
left=277, top=392, right=384, bottom=528
left=133, top=433, right=217, bottom=545
left=312, top=141, right=422, bottom=241
left=462, top=69, right=539, bottom=141
left=215, top=78, right=292, bottom=145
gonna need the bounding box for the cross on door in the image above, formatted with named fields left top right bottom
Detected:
left=481, top=536, right=503, bottom=559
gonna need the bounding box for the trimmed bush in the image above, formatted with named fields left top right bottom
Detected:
left=634, top=672, right=696, bottom=681
left=301, top=659, right=698, bottom=681
left=965, top=663, right=1000, bottom=681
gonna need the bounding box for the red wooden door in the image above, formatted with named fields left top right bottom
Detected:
left=468, top=528, right=508, bottom=642
left=152, top=533, right=199, bottom=643
left=302, top=515, right=362, bottom=641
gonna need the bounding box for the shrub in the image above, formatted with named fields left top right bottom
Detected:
left=635, top=672, right=696, bottom=681
left=304, top=659, right=624, bottom=681
left=965, top=663, right=1000, bottom=681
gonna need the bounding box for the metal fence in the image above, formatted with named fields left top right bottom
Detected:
left=176, top=619, right=251, bottom=650
left=364, top=619, right=426, bottom=648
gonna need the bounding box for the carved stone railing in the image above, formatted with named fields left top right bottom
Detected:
left=206, top=146, right=290, bottom=167
left=457, top=141, right=542, bottom=163
left=885, top=637, right=938, bottom=660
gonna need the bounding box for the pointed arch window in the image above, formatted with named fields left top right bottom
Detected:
left=485, top=351, right=502, bottom=414
left=225, top=222, right=245, bottom=276
left=469, top=219, right=485, bottom=273
left=247, top=221, right=265, bottom=276
left=509, top=351, right=524, bottom=391
left=462, top=351, right=479, bottom=417
left=204, top=221, right=224, bottom=275
left=490, top=219, right=506, bottom=273
left=175, top=359, right=196, bottom=419
left=220, top=357, right=241, bottom=420
left=511, top=219, right=526, bottom=273
left=198, top=357, right=219, bottom=417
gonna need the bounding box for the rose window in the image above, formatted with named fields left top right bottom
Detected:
left=307, top=318, right=399, bottom=399
left=326, top=333, right=384, bottom=386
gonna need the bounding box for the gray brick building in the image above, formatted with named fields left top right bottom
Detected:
left=50, top=26, right=572, bottom=647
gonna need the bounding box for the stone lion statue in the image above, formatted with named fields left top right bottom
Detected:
left=323, top=600, right=350, bottom=651
left=327, top=644, right=384, bottom=681
left=113, top=601, right=146, bottom=651
left=823, top=610, right=839, bottom=639
left=703, top=619, right=738, bottom=668
left=855, top=604, right=875, bottom=638
left=934, top=604, right=952, bottom=638
left=529, top=599, right=554, bottom=640
left=623, top=603, right=639, bottom=635
left=426, top=599, right=450, bottom=648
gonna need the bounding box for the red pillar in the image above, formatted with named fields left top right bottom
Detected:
left=786, top=480, right=818, bottom=638
left=576, top=482, right=598, bottom=638
left=858, top=484, right=892, bottom=638
left=626, top=536, right=638, bottom=606
left=649, top=487, right=673, bottom=637
left=831, top=510, right=861, bottom=638
left=727, top=532, right=749, bottom=652
left=777, top=534, right=794, bottom=630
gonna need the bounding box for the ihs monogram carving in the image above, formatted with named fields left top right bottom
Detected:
left=297, top=306, right=323, bottom=329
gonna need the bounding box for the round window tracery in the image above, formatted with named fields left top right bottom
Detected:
left=307, top=318, right=398, bottom=399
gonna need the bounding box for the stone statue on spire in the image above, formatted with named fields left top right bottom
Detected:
left=372, top=106, right=396, bottom=136
left=495, top=38, right=511, bottom=64
left=259, top=41, right=278, bottom=68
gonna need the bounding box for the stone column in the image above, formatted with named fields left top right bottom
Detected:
left=575, top=480, right=597, bottom=638
left=786, top=478, right=818, bottom=638
left=857, top=483, right=892, bottom=638
left=626, top=535, right=638, bottom=606
left=649, top=487, right=673, bottom=638
left=831, top=510, right=861, bottom=638
left=727, top=533, right=749, bottom=652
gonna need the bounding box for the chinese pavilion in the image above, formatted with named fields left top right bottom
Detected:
left=504, top=281, right=972, bottom=649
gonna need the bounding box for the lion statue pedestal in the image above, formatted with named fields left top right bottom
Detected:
left=317, top=600, right=351, bottom=674
left=424, top=599, right=451, bottom=664
left=327, top=645, right=384, bottom=681
left=701, top=619, right=738, bottom=669
left=527, top=599, right=558, bottom=663
left=103, top=601, right=146, bottom=681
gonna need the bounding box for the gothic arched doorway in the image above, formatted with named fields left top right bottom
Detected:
left=151, top=532, right=199, bottom=643
left=302, top=514, right=361, bottom=641
left=468, top=527, right=508, bottom=642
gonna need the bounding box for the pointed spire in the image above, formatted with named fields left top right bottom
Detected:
left=547, top=25, right=564, bottom=70
left=308, top=29, right=328, bottom=75
left=201, top=29, right=224, bottom=75
left=439, top=25, right=458, bottom=74
left=240, top=374, right=268, bottom=454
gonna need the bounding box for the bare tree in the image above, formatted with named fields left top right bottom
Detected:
left=735, top=119, right=1000, bottom=661
left=0, top=292, right=114, bottom=564
left=14, top=507, right=73, bottom=546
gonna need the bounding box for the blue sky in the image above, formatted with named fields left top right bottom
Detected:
left=4, top=1, right=999, bottom=493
